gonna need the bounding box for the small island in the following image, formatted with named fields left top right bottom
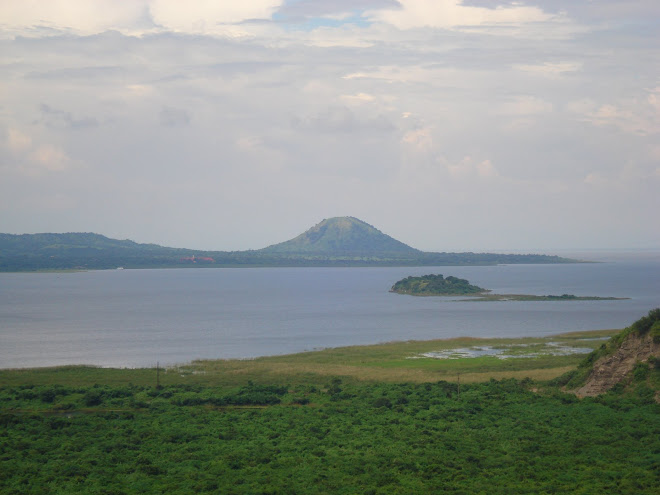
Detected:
left=390, top=274, right=487, bottom=296
left=390, top=274, right=628, bottom=301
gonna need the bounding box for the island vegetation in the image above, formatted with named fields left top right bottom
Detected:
left=390, top=274, right=627, bottom=301
left=1, top=311, right=659, bottom=494
left=390, top=274, right=487, bottom=295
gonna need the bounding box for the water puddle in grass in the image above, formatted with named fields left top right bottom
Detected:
left=410, top=342, right=593, bottom=360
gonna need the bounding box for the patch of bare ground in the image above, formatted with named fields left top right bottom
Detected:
left=573, top=332, right=660, bottom=397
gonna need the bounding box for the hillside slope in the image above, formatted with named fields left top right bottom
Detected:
left=568, top=309, right=660, bottom=397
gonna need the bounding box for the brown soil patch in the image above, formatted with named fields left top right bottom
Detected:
left=574, top=332, right=659, bottom=397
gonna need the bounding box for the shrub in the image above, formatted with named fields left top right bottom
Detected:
left=632, top=362, right=650, bottom=382
left=84, top=390, right=103, bottom=407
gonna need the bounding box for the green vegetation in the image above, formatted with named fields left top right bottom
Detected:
left=1, top=323, right=659, bottom=494
left=390, top=274, right=486, bottom=295
left=1, top=378, right=658, bottom=493
left=0, top=218, right=578, bottom=271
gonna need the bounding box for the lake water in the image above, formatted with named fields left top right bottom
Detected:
left=1, top=256, right=659, bottom=369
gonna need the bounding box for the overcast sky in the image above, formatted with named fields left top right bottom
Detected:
left=1, top=1, right=659, bottom=252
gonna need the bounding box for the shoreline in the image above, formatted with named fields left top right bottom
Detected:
left=0, top=329, right=620, bottom=376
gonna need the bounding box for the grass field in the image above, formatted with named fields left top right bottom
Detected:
left=0, top=329, right=620, bottom=388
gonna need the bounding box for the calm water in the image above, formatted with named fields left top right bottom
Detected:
left=1, top=258, right=659, bottom=368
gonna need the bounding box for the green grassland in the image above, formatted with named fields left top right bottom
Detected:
left=0, top=330, right=620, bottom=388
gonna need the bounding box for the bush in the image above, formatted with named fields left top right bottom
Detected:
left=633, top=362, right=650, bottom=382
left=84, top=390, right=103, bottom=407
left=372, top=397, right=392, bottom=409
left=40, top=389, right=57, bottom=403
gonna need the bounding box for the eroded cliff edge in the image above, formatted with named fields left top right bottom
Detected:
left=566, top=309, right=660, bottom=398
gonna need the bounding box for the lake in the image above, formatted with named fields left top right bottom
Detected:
left=1, top=255, right=659, bottom=368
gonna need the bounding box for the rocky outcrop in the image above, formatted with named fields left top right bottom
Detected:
left=574, top=332, right=659, bottom=397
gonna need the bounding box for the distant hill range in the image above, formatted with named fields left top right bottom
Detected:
left=0, top=216, right=578, bottom=271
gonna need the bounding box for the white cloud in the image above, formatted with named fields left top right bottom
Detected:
left=501, top=96, right=553, bottom=116
left=445, top=156, right=498, bottom=180
left=340, top=92, right=376, bottom=103
left=402, top=128, right=433, bottom=153
left=476, top=159, right=498, bottom=179
left=514, top=61, right=582, bottom=76
left=584, top=101, right=659, bottom=136
left=6, top=129, right=32, bottom=153
left=565, top=98, right=597, bottom=115
left=28, top=145, right=72, bottom=173
left=3, top=129, right=74, bottom=176
left=293, top=106, right=395, bottom=133
left=0, top=0, right=282, bottom=38
left=0, top=0, right=150, bottom=37
left=368, top=0, right=554, bottom=30
left=150, top=0, right=281, bottom=36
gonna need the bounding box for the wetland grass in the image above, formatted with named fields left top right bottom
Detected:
left=0, top=329, right=620, bottom=387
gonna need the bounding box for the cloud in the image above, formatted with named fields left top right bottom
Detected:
left=3, top=129, right=74, bottom=176
left=160, top=106, right=191, bottom=127
left=39, top=104, right=99, bottom=130
left=584, top=159, right=660, bottom=189
left=501, top=96, right=553, bottom=116
left=580, top=91, right=660, bottom=136
left=0, top=0, right=151, bottom=37
left=292, top=106, right=395, bottom=133
left=340, top=92, right=376, bottom=103
left=446, top=156, right=498, bottom=180
left=514, top=61, right=582, bottom=76
left=26, top=66, right=125, bottom=81
left=368, top=0, right=554, bottom=30
left=476, top=159, right=498, bottom=178
left=6, top=129, right=32, bottom=153
left=149, top=0, right=281, bottom=35
left=402, top=128, right=433, bottom=153
left=0, top=0, right=282, bottom=38
left=30, top=145, right=72, bottom=172
left=275, top=0, right=399, bottom=21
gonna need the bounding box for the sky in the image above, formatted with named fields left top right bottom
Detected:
left=1, top=0, right=659, bottom=252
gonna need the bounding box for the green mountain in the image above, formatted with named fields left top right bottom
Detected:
left=260, top=217, right=418, bottom=255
